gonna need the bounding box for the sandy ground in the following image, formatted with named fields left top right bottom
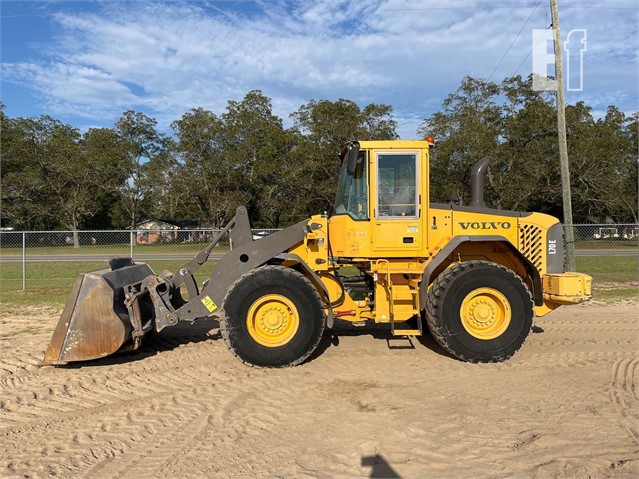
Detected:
left=0, top=302, right=637, bottom=479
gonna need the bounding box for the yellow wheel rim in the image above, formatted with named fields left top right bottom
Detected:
left=460, top=287, right=511, bottom=340
left=246, top=294, right=300, bottom=347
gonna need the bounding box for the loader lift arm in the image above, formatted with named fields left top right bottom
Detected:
left=43, top=206, right=318, bottom=365
left=124, top=207, right=251, bottom=336
left=173, top=206, right=310, bottom=321
left=171, top=205, right=244, bottom=301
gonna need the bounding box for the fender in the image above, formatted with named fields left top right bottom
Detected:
left=274, top=253, right=335, bottom=328
left=178, top=207, right=310, bottom=321
left=419, top=235, right=543, bottom=307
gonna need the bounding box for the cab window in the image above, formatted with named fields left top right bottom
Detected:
left=334, top=151, right=368, bottom=220
left=376, top=152, right=418, bottom=218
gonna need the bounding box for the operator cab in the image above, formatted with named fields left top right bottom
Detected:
left=335, top=142, right=419, bottom=220
left=331, top=140, right=429, bottom=256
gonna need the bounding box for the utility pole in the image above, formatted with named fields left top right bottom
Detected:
left=550, top=0, right=576, bottom=271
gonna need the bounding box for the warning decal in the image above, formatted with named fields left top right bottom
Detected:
left=201, top=296, right=218, bottom=312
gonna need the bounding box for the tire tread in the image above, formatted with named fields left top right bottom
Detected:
left=219, top=265, right=325, bottom=368
left=425, top=260, right=533, bottom=363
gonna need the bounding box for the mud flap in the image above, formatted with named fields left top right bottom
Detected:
left=42, top=261, right=155, bottom=365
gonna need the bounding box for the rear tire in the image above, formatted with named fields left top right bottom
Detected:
left=220, top=266, right=326, bottom=367
left=426, top=261, right=533, bottom=363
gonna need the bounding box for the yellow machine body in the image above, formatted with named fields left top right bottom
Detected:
left=289, top=140, right=591, bottom=329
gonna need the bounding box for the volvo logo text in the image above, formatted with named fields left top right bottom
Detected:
left=459, top=221, right=511, bottom=230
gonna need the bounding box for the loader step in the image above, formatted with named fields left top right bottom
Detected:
left=391, top=328, right=422, bottom=336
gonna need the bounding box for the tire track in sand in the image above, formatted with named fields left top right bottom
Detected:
left=0, top=328, right=234, bottom=477
left=83, top=408, right=212, bottom=479
left=0, top=330, right=224, bottom=428
left=2, top=303, right=638, bottom=478
left=1, top=361, right=245, bottom=477
left=608, top=356, right=639, bottom=444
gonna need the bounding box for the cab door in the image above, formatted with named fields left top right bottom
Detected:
left=371, top=150, right=422, bottom=254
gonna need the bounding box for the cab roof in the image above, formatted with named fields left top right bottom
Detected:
left=358, top=140, right=432, bottom=149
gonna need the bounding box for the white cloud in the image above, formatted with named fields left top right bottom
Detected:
left=4, top=62, right=144, bottom=117
left=2, top=0, right=637, bottom=138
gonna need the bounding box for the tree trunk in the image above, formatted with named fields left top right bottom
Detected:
left=72, top=229, right=80, bottom=249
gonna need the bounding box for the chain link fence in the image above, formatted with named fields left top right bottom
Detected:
left=0, top=228, right=277, bottom=292
left=567, top=224, right=638, bottom=299
left=1, top=225, right=637, bottom=299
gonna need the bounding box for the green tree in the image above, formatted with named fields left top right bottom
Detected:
left=45, top=123, right=130, bottom=245
left=115, top=111, right=168, bottom=229
left=291, top=98, right=398, bottom=215
left=580, top=107, right=638, bottom=223
left=622, top=112, right=639, bottom=223
left=1, top=115, right=58, bottom=229
left=418, top=76, right=502, bottom=204
left=172, top=92, right=304, bottom=228
left=1, top=115, right=129, bottom=242
left=417, top=74, right=638, bottom=223
left=221, top=91, right=303, bottom=227
left=171, top=107, right=244, bottom=228
left=142, top=144, right=181, bottom=221
left=78, top=128, right=130, bottom=230
left=497, top=75, right=559, bottom=214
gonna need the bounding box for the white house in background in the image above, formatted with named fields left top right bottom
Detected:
left=133, top=219, right=198, bottom=245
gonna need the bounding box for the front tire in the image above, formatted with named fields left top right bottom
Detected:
left=220, top=266, right=326, bottom=367
left=426, top=261, right=533, bottom=363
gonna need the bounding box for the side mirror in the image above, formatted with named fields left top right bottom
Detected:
left=346, top=141, right=360, bottom=176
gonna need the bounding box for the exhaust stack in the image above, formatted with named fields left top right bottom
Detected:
left=470, top=157, right=490, bottom=208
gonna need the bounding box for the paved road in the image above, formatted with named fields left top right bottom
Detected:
left=0, top=253, right=226, bottom=262
left=575, top=249, right=638, bottom=256
left=0, top=250, right=636, bottom=262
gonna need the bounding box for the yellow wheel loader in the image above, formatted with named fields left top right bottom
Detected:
left=43, top=140, right=592, bottom=367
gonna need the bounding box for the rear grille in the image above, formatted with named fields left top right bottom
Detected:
left=519, top=224, right=543, bottom=271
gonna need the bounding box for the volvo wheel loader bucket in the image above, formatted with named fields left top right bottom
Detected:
left=42, top=259, right=155, bottom=365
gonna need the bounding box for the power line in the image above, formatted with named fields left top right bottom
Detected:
left=486, top=0, right=542, bottom=82
left=512, top=29, right=547, bottom=77
left=512, top=7, right=552, bottom=77
left=2, top=1, right=637, bottom=18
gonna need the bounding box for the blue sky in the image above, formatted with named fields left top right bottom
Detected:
left=1, top=0, right=638, bottom=138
